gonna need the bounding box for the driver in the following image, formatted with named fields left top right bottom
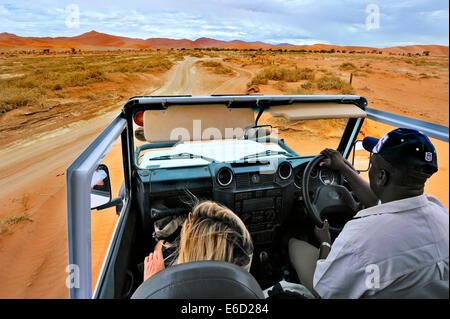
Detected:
left=289, top=128, right=449, bottom=298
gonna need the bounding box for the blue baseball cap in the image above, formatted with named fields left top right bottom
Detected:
left=362, top=128, right=438, bottom=176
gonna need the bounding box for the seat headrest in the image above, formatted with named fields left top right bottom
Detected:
left=131, top=260, right=264, bottom=299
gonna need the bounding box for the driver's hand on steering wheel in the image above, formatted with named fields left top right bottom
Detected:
left=144, top=240, right=166, bottom=282
left=320, top=148, right=347, bottom=172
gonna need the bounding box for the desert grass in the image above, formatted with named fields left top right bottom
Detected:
left=338, top=62, right=358, bottom=71
left=200, top=61, right=233, bottom=74
left=247, top=67, right=315, bottom=88
left=316, top=74, right=354, bottom=94
left=0, top=193, right=33, bottom=238
left=200, top=61, right=222, bottom=67
left=247, top=64, right=354, bottom=94
left=405, top=58, right=449, bottom=68
left=0, top=52, right=174, bottom=113
left=0, top=213, right=33, bottom=238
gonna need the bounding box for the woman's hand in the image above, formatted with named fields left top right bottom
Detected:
left=143, top=240, right=166, bottom=282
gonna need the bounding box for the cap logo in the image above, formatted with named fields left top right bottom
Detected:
left=373, top=134, right=389, bottom=153
left=425, top=152, right=433, bottom=162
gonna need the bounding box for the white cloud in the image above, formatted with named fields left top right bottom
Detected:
left=423, top=9, right=449, bottom=20
left=267, top=38, right=329, bottom=45
left=0, top=4, right=9, bottom=15
left=0, top=0, right=448, bottom=47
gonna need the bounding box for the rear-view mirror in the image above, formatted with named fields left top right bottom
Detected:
left=244, top=125, right=272, bottom=139
left=135, top=127, right=146, bottom=141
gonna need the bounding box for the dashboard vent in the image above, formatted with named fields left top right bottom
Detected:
left=260, top=173, right=275, bottom=184
left=217, top=167, right=233, bottom=187
left=235, top=173, right=250, bottom=188
left=278, top=162, right=293, bottom=180
left=235, top=173, right=275, bottom=188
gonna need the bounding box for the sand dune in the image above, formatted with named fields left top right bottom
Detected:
left=1, top=31, right=448, bottom=56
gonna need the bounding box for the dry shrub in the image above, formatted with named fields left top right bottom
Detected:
left=316, top=75, right=354, bottom=94
left=339, top=62, right=357, bottom=71
left=247, top=84, right=260, bottom=93
left=0, top=87, right=41, bottom=113
left=301, top=81, right=315, bottom=90
left=186, top=51, right=205, bottom=58
left=0, top=53, right=174, bottom=113
left=0, top=213, right=33, bottom=237
left=247, top=67, right=315, bottom=87
left=213, top=65, right=233, bottom=74
left=204, top=52, right=219, bottom=58
left=201, top=61, right=233, bottom=74
left=201, top=61, right=222, bottom=68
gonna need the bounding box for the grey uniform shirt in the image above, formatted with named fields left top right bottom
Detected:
left=313, top=194, right=449, bottom=299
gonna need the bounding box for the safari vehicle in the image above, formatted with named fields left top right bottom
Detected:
left=66, top=95, right=448, bottom=299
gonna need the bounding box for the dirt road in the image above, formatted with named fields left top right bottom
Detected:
left=148, top=56, right=254, bottom=96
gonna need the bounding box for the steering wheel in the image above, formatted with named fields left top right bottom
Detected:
left=302, top=154, right=360, bottom=234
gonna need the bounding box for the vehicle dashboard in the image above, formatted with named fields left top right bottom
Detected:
left=134, top=156, right=343, bottom=246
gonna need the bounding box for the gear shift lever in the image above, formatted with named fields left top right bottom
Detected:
left=259, top=251, right=272, bottom=276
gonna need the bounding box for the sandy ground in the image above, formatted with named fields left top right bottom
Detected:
left=0, top=53, right=448, bottom=298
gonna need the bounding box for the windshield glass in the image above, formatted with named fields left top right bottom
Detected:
left=134, top=112, right=350, bottom=169
left=258, top=112, right=349, bottom=156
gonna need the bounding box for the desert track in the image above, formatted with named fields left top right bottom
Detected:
left=148, top=56, right=254, bottom=96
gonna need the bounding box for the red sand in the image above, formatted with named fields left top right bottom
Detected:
left=1, top=31, right=448, bottom=56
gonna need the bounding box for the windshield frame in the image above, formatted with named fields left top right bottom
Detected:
left=124, top=95, right=367, bottom=172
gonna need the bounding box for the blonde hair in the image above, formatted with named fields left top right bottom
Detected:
left=174, top=201, right=253, bottom=272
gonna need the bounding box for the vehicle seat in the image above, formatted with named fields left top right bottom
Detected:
left=131, top=260, right=264, bottom=299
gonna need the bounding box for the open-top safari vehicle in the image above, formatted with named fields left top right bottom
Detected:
left=66, top=95, right=448, bottom=299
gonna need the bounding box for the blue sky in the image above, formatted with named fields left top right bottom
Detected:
left=0, top=0, right=448, bottom=47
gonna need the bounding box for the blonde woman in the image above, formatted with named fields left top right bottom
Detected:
left=143, top=200, right=253, bottom=282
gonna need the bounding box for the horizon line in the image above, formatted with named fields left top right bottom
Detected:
left=1, top=29, right=449, bottom=50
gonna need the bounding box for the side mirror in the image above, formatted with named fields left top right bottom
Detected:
left=351, top=140, right=371, bottom=172
left=90, top=164, right=112, bottom=209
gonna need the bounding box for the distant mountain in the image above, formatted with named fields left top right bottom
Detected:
left=276, top=43, right=295, bottom=47
left=0, top=31, right=448, bottom=56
